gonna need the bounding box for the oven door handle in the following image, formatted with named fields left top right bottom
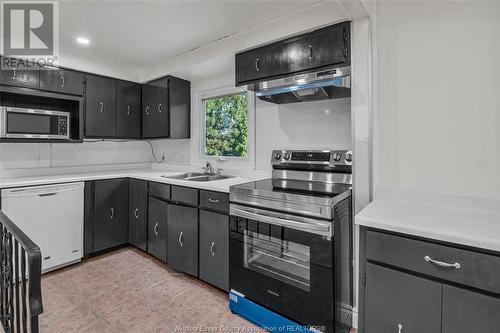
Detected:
left=230, top=206, right=331, bottom=237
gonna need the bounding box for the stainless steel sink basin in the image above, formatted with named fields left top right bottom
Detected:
left=161, top=173, right=233, bottom=182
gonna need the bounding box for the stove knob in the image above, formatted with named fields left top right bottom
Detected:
left=284, top=153, right=291, bottom=160
left=332, top=153, right=342, bottom=161
left=274, top=152, right=282, bottom=160
left=345, top=152, right=352, bottom=162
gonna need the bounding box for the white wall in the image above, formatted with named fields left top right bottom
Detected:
left=375, top=1, right=500, bottom=199
left=255, top=98, right=352, bottom=170
left=0, top=141, right=153, bottom=176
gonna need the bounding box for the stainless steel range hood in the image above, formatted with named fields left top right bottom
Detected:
left=248, top=66, right=351, bottom=104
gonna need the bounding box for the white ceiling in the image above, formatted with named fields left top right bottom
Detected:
left=59, top=0, right=319, bottom=70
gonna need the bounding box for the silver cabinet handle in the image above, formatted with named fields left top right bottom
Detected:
left=134, top=208, right=139, bottom=219
left=178, top=231, right=184, bottom=247
left=60, top=73, right=65, bottom=87
left=255, top=57, right=260, bottom=71
left=157, top=104, right=162, bottom=113
left=424, top=256, right=461, bottom=269
left=99, top=101, right=104, bottom=112
left=145, top=106, right=150, bottom=115
left=208, top=198, right=219, bottom=203
left=154, top=222, right=158, bottom=236
left=127, top=105, right=131, bottom=116
left=210, top=242, right=216, bottom=256
left=308, top=45, right=313, bottom=59
left=110, top=207, right=114, bottom=220
left=398, top=324, right=403, bottom=333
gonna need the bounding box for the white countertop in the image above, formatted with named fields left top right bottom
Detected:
left=356, top=187, right=500, bottom=253
left=0, top=167, right=263, bottom=193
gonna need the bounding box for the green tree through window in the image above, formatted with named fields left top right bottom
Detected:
left=204, top=93, right=248, bottom=157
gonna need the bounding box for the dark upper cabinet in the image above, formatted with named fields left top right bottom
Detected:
left=199, top=210, right=229, bottom=291
left=0, top=56, right=39, bottom=89
left=169, top=76, right=191, bottom=139
left=93, top=179, right=129, bottom=252
left=235, top=21, right=350, bottom=86
left=116, top=80, right=141, bottom=138
left=85, top=74, right=117, bottom=137
left=128, top=179, right=148, bottom=251
left=142, top=76, right=190, bottom=139
left=442, top=285, right=500, bottom=333
left=167, top=204, right=198, bottom=276
left=39, top=67, right=85, bottom=95
left=148, top=197, right=168, bottom=262
left=365, top=263, right=442, bottom=333
left=142, top=82, right=168, bottom=138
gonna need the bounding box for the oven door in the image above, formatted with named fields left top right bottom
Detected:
left=230, top=204, right=334, bottom=332
left=2, top=107, right=69, bottom=139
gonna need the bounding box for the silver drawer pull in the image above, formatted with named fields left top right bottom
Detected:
left=145, top=106, right=150, bottom=115
left=127, top=105, right=131, bottom=116
left=134, top=208, right=139, bottom=219
left=398, top=324, right=403, bottom=333
left=424, top=256, right=461, bottom=269
left=210, top=242, right=216, bottom=256
left=99, top=101, right=104, bottom=112
left=208, top=198, right=219, bottom=203
left=60, top=73, right=65, bottom=87
left=154, top=222, right=158, bottom=236
left=158, top=104, right=162, bottom=113
left=179, top=231, right=184, bottom=247
left=110, top=207, right=114, bottom=220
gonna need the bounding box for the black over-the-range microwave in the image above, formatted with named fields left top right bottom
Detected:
left=0, top=106, right=70, bottom=140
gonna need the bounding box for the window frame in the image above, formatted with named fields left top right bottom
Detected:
left=193, top=85, right=255, bottom=169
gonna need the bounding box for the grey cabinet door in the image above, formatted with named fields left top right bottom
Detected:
left=199, top=210, right=229, bottom=290
left=147, top=197, right=168, bottom=263
left=93, top=179, right=128, bottom=252
left=39, top=67, right=84, bottom=95
left=116, top=80, right=141, bottom=138
left=442, top=284, right=500, bottom=333
left=85, top=74, right=116, bottom=137
left=128, top=179, right=148, bottom=251
left=167, top=204, right=198, bottom=276
left=365, top=263, right=442, bottom=333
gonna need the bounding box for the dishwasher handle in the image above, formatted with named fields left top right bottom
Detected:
left=1, top=182, right=84, bottom=198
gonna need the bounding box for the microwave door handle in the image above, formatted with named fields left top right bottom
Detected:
left=230, top=206, right=331, bottom=236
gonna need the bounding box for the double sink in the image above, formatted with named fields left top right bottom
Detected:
left=161, top=172, right=232, bottom=182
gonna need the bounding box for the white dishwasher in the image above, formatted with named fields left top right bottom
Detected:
left=1, top=182, right=84, bottom=273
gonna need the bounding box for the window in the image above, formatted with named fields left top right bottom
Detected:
left=203, top=92, right=248, bottom=158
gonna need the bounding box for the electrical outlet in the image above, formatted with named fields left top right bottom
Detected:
left=161, top=153, right=167, bottom=162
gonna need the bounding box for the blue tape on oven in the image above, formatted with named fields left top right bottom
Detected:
left=228, top=290, right=320, bottom=333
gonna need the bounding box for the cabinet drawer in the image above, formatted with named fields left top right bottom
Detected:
left=171, top=186, right=198, bottom=206
left=366, top=230, right=500, bottom=295
left=199, top=190, right=229, bottom=213
left=149, top=182, right=170, bottom=201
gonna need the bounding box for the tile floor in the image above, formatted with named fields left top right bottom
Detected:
left=39, top=247, right=357, bottom=333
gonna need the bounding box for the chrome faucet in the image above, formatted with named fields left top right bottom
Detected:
left=202, top=161, right=214, bottom=174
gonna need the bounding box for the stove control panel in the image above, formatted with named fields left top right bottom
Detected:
left=271, top=150, right=353, bottom=166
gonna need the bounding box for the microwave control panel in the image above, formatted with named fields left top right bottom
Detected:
left=58, top=116, right=68, bottom=135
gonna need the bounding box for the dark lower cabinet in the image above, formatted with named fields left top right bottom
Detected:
left=147, top=197, right=168, bottom=262
left=93, top=179, right=129, bottom=252
left=199, top=210, right=229, bottom=291
left=362, top=228, right=500, bottom=333
left=128, top=179, right=148, bottom=251
left=116, top=80, right=142, bottom=138
left=85, top=74, right=117, bottom=137
left=442, top=285, right=500, bottom=333
left=365, top=263, right=442, bottom=333
left=167, top=204, right=198, bottom=276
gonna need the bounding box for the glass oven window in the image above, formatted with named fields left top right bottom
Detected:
left=244, top=229, right=311, bottom=291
